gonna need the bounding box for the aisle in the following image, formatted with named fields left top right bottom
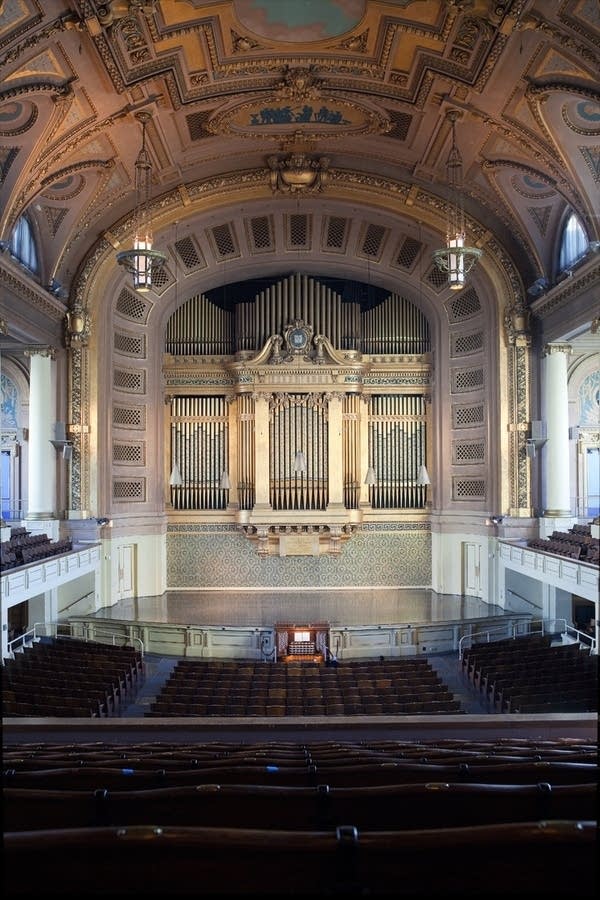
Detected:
left=428, top=653, right=491, bottom=714
left=119, top=655, right=177, bottom=717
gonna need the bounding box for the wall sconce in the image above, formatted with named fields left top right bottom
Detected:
left=219, top=470, right=231, bottom=490
left=489, top=515, right=504, bottom=525
left=364, top=467, right=377, bottom=485
left=416, top=464, right=431, bottom=486
left=169, top=461, right=183, bottom=486
left=526, top=420, right=547, bottom=459
left=50, top=422, right=73, bottom=458
left=293, top=451, right=307, bottom=474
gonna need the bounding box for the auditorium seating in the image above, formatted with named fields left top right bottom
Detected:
left=3, top=738, right=597, bottom=897
left=1, top=528, right=73, bottom=571
left=146, top=657, right=463, bottom=717
left=459, top=635, right=596, bottom=714
left=2, top=638, right=144, bottom=718
left=527, top=522, right=599, bottom=563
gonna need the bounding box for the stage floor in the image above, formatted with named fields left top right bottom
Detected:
left=88, top=589, right=505, bottom=629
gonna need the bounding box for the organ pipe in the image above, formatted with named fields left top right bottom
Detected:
left=165, top=278, right=429, bottom=357
left=268, top=394, right=329, bottom=511
left=169, top=395, right=230, bottom=510
left=366, top=394, right=427, bottom=510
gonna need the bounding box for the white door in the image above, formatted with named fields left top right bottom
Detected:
left=117, top=544, right=136, bottom=599
left=463, top=542, right=481, bottom=596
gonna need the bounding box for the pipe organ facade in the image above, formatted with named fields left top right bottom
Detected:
left=163, top=273, right=431, bottom=556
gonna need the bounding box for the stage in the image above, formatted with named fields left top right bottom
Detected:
left=87, top=588, right=505, bottom=630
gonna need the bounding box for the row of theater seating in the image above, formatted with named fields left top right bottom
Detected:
left=3, top=738, right=597, bottom=897
left=2, top=638, right=144, bottom=718
left=146, top=657, right=463, bottom=717
left=527, top=523, right=600, bottom=563
left=460, top=635, right=597, bottom=714
left=1, top=528, right=73, bottom=570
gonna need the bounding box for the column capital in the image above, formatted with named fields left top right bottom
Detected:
left=543, top=342, right=572, bottom=357
left=24, top=346, right=56, bottom=360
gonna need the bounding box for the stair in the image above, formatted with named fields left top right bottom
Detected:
left=119, top=654, right=178, bottom=716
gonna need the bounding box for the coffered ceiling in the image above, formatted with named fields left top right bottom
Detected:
left=0, top=0, right=598, bottom=311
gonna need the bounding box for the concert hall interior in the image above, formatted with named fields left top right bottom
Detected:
left=0, top=2, right=598, bottom=896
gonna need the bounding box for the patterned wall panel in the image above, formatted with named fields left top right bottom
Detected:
left=113, top=367, right=146, bottom=394
left=115, top=288, right=152, bottom=324
left=452, top=439, right=485, bottom=466
left=451, top=330, right=484, bottom=356
left=452, top=402, right=485, bottom=428
left=451, top=367, right=484, bottom=394
left=113, top=440, right=145, bottom=465
left=113, top=404, right=146, bottom=430
left=114, top=329, right=146, bottom=358
left=452, top=477, right=486, bottom=501
left=167, top=524, right=431, bottom=589
left=113, top=477, right=146, bottom=502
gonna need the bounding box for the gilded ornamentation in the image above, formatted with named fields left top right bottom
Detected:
left=228, top=30, right=257, bottom=52
left=274, top=67, right=323, bottom=102
left=334, top=31, right=369, bottom=54
left=65, top=303, right=90, bottom=348
left=267, top=153, right=329, bottom=194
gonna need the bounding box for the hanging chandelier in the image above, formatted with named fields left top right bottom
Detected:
left=432, top=110, right=482, bottom=290
left=116, top=111, right=166, bottom=292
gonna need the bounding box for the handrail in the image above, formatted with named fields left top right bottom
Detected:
left=458, top=620, right=544, bottom=659
left=560, top=621, right=596, bottom=655
left=59, top=591, right=96, bottom=614
left=5, top=621, right=144, bottom=658
left=458, top=617, right=597, bottom=659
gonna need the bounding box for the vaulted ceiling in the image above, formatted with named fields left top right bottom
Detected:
left=0, top=0, right=599, bottom=317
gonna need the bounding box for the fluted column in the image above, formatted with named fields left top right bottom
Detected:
left=542, top=343, right=571, bottom=517
left=25, top=348, right=57, bottom=519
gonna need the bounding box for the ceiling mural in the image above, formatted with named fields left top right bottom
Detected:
left=232, top=0, right=367, bottom=42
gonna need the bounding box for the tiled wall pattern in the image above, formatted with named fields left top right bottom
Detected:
left=167, top=524, right=431, bottom=589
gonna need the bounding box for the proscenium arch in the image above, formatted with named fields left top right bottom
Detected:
left=75, top=165, right=525, bottom=319
left=69, top=171, right=527, bottom=520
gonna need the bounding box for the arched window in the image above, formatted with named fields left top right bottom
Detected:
left=558, top=212, right=588, bottom=272
left=9, top=215, right=39, bottom=275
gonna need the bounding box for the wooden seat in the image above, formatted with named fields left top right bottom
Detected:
left=3, top=821, right=595, bottom=897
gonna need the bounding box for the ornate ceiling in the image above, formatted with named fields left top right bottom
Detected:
left=0, top=0, right=599, bottom=313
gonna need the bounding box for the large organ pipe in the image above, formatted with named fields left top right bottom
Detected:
left=366, top=393, right=427, bottom=509
left=166, top=281, right=430, bottom=357
left=168, top=395, right=230, bottom=511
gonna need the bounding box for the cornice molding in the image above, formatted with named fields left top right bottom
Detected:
left=0, top=255, right=66, bottom=323
left=529, top=260, right=600, bottom=321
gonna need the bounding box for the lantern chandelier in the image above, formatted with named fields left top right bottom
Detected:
left=116, top=111, right=166, bottom=292
left=432, top=110, right=482, bottom=290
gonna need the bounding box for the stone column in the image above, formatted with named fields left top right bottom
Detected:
left=542, top=343, right=572, bottom=517
left=24, top=348, right=57, bottom=520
